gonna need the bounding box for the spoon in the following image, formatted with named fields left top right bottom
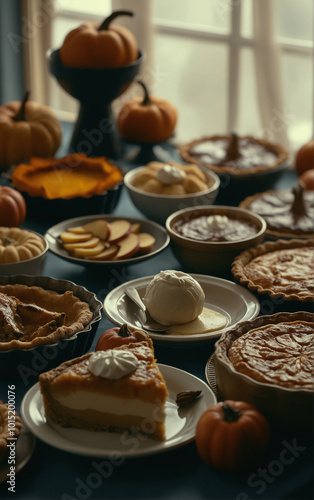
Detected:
left=124, top=287, right=169, bottom=333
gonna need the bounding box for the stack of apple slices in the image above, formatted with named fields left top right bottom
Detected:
left=59, top=219, right=156, bottom=260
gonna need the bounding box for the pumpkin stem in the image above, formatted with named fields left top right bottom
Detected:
left=119, top=323, right=132, bottom=338
left=12, top=91, right=30, bottom=122
left=221, top=402, right=242, bottom=422
left=291, top=181, right=306, bottom=215
left=225, top=132, right=241, bottom=161
left=137, top=80, right=152, bottom=106
left=98, top=10, right=134, bottom=31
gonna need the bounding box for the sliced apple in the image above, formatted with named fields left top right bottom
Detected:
left=60, top=232, right=92, bottom=244
left=131, top=223, right=141, bottom=234
left=138, top=233, right=156, bottom=253
left=82, top=220, right=111, bottom=241
left=86, top=244, right=119, bottom=261
left=108, top=220, right=131, bottom=243
left=115, top=233, right=139, bottom=260
left=67, top=226, right=90, bottom=234
left=72, top=242, right=106, bottom=258
left=63, top=237, right=100, bottom=252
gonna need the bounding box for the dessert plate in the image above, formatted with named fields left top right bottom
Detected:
left=103, top=274, right=260, bottom=345
left=44, top=214, right=170, bottom=267
left=20, top=364, right=216, bottom=458
left=0, top=427, right=36, bottom=484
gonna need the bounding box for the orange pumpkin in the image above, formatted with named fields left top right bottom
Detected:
left=60, top=10, right=138, bottom=68
left=117, top=80, right=178, bottom=143
left=195, top=400, right=270, bottom=472
left=0, top=92, right=62, bottom=169
left=295, top=139, right=314, bottom=176
left=299, top=169, right=314, bottom=190
left=0, top=186, right=26, bottom=227
left=95, top=324, right=150, bottom=351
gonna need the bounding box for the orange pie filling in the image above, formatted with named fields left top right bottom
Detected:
left=228, top=321, right=314, bottom=390
left=39, top=343, right=169, bottom=440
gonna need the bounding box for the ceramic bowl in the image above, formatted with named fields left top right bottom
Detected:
left=166, top=205, right=267, bottom=275
left=0, top=230, right=49, bottom=276
left=214, top=311, right=314, bottom=431
left=124, top=166, right=220, bottom=224
left=0, top=275, right=103, bottom=379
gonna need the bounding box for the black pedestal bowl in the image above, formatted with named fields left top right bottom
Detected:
left=48, top=49, right=145, bottom=159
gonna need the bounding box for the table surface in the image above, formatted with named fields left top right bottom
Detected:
left=0, top=124, right=313, bottom=500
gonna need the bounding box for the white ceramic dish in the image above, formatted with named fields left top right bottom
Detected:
left=44, top=214, right=170, bottom=267
left=0, top=230, right=49, bottom=276
left=103, top=273, right=260, bottom=346
left=124, top=165, right=220, bottom=224
left=20, top=364, right=216, bottom=458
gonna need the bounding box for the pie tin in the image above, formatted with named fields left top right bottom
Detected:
left=214, top=311, right=314, bottom=431
left=0, top=275, right=102, bottom=381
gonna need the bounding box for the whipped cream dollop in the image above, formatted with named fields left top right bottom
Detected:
left=205, top=215, right=230, bottom=230
left=156, top=164, right=186, bottom=185
left=88, top=350, right=138, bottom=379
left=143, top=270, right=205, bottom=325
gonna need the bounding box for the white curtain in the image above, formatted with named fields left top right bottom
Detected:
left=21, top=0, right=54, bottom=104
left=252, top=0, right=290, bottom=149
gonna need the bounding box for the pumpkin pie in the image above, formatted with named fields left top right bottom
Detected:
left=231, top=238, right=314, bottom=302
left=39, top=341, right=169, bottom=440
left=0, top=284, right=93, bottom=351
left=11, top=153, right=123, bottom=200
left=214, top=311, right=314, bottom=429
left=179, top=133, right=289, bottom=176
left=239, top=182, right=314, bottom=239
left=0, top=400, right=22, bottom=462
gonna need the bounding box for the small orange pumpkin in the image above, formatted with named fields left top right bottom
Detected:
left=0, top=186, right=26, bottom=227
left=0, top=91, right=62, bottom=169
left=60, top=10, right=138, bottom=69
left=295, top=139, right=314, bottom=176
left=195, top=400, right=270, bottom=472
left=117, top=80, right=178, bottom=143
left=95, top=324, right=151, bottom=351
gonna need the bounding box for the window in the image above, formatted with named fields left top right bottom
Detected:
left=41, top=0, right=313, bottom=152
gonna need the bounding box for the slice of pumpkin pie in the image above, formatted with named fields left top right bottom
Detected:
left=39, top=342, right=169, bottom=440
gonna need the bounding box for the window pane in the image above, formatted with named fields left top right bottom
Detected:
left=153, top=0, right=230, bottom=32
left=55, top=0, right=110, bottom=16
left=281, top=53, right=313, bottom=149
left=151, top=33, right=228, bottom=142
left=274, top=0, right=313, bottom=41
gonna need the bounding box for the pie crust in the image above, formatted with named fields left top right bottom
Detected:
left=239, top=183, right=314, bottom=239
left=232, top=238, right=314, bottom=301
left=0, top=284, right=93, bottom=351
left=39, top=341, right=169, bottom=440
left=214, top=311, right=314, bottom=429
left=0, top=400, right=22, bottom=462
left=179, top=134, right=289, bottom=176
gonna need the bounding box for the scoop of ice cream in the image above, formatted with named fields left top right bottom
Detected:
left=143, top=270, right=205, bottom=325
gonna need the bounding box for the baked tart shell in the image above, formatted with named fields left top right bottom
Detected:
left=232, top=238, right=314, bottom=302
left=215, top=311, right=314, bottom=431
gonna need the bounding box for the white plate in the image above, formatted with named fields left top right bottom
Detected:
left=44, top=214, right=170, bottom=267
left=20, top=365, right=216, bottom=458
left=103, top=274, right=260, bottom=345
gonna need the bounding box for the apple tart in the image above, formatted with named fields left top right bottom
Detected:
left=0, top=284, right=93, bottom=351
left=179, top=133, right=289, bottom=176
left=239, top=182, right=314, bottom=239
left=232, top=238, right=314, bottom=302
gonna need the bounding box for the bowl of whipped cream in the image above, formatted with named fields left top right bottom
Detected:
left=124, top=162, right=220, bottom=224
